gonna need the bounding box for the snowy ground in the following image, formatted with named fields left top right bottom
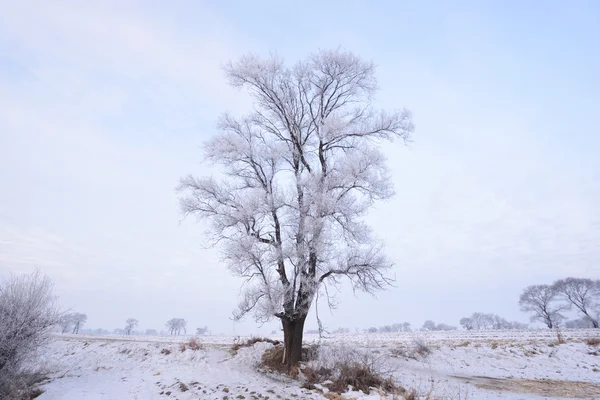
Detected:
left=35, top=330, right=600, bottom=399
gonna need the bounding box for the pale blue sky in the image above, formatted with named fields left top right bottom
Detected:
left=1, top=1, right=598, bottom=334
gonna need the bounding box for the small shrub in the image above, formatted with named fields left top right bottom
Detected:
left=187, top=337, right=203, bottom=351
left=301, top=345, right=401, bottom=395
left=0, top=271, right=60, bottom=400
left=555, top=328, right=566, bottom=345
left=412, top=337, right=431, bottom=357
left=160, top=348, right=171, bottom=355
left=0, top=371, right=48, bottom=400
left=178, top=382, right=189, bottom=392
left=456, top=341, right=470, bottom=347
left=586, top=338, right=600, bottom=346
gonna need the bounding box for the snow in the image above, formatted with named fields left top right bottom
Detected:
left=35, top=330, right=600, bottom=400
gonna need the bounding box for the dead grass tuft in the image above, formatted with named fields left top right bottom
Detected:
left=0, top=371, right=49, bottom=400
left=301, top=345, right=402, bottom=396
left=585, top=337, right=600, bottom=346
left=231, top=337, right=281, bottom=354
left=179, top=337, right=204, bottom=352
left=259, top=345, right=288, bottom=373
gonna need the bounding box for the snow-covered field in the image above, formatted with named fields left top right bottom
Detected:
left=35, top=330, right=600, bottom=399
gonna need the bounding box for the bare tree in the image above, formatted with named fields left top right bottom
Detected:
left=58, top=313, right=74, bottom=334
left=70, top=313, right=87, bottom=334
left=421, top=320, right=436, bottom=331
left=461, top=312, right=527, bottom=330
left=552, top=278, right=600, bottom=328
left=166, top=318, right=187, bottom=335
left=460, top=317, right=474, bottom=330
left=470, top=312, right=494, bottom=330
left=196, top=326, right=208, bottom=335
left=0, top=271, right=61, bottom=397
left=124, top=318, right=138, bottom=335
left=519, top=285, right=567, bottom=329
left=178, top=49, right=413, bottom=368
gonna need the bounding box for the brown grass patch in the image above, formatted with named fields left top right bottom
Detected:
left=585, top=337, right=600, bottom=346
left=179, top=337, right=203, bottom=352
left=453, top=376, right=600, bottom=398
left=303, top=361, right=398, bottom=394
left=259, top=345, right=288, bottom=373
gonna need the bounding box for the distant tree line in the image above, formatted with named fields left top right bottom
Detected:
left=459, top=313, right=527, bottom=331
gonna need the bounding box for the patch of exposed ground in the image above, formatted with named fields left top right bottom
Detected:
left=452, top=375, right=600, bottom=398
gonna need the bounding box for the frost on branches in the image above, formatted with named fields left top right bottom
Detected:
left=178, top=49, right=413, bottom=367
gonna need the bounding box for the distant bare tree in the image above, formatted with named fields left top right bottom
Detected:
left=196, top=326, right=208, bottom=335
left=470, top=312, right=494, bottom=330
left=166, top=318, right=187, bottom=335
left=0, top=271, right=61, bottom=397
left=460, top=317, right=474, bottom=330
left=58, top=313, right=74, bottom=334
left=552, top=278, right=600, bottom=328
left=70, top=313, right=87, bottom=334
left=177, top=49, right=413, bottom=368
left=124, top=318, right=138, bottom=335
left=421, top=320, right=436, bottom=331
left=519, top=285, right=567, bottom=329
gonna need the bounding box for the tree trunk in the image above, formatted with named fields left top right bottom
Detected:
left=281, top=314, right=306, bottom=369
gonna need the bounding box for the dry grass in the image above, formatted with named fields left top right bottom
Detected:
left=258, top=345, right=288, bottom=373
left=300, top=345, right=402, bottom=396
left=231, top=337, right=281, bottom=354
left=412, top=337, right=432, bottom=357
left=585, top=337, right=600, bottom=346
left=0, top=371, right=49, bottom=400
left=454, top=376, right=600, bottom=398
left=303, top=361, right=398, bottom=395
left=179, top=337, right=203, bottom=352
left=555, top=328, right=566, bottom=345
left=257, top=343, right=320, bottom=374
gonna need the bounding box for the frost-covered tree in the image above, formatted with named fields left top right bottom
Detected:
left=421, top=320, right=436, bottom=331
left=178, top=49, right=413, bottom=368
left=459, top=317, right=474, bottom=330
left=58, top=313, right=74, bottom=334
left=70, top=313, right=87, bottom=334
left=196, top=326, right=209, bottom=335
left=0, top=271, right=61, bottom=396
left=519, top=285, right=567, bottom=329
left=552, top=278, right=600, bottom=328
left=125, top=318, right=138, bottom=335
left=470, top=312, right=494, bottom=330
left=166, top=318, right=186, bottom=335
